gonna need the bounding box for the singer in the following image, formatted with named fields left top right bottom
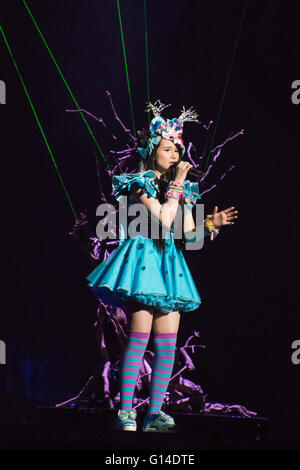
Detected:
left=86, top=100, right=238, bottom=433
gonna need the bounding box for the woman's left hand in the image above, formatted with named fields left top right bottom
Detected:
left=210, top=206, right=238, bottom=229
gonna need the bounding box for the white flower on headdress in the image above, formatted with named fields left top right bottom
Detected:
left=159, top=118, right=184, bottom=147
left=149, top=116, right=167, bottom=136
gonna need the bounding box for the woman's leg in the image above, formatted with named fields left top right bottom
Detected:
left=120, top=302, right=153, bottom=411
left=129, top=303, right=154, bottom=333
left=152, top=309, right=181, bottom=334
left=147, top=310, right=180, bottom=415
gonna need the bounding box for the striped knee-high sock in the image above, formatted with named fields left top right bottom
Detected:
left=120, top=330, right=150, bottom=411
left=148, top=332, right=177, bottom=415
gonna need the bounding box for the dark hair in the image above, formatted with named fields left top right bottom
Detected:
left=136, top=128, right=186, bottom=254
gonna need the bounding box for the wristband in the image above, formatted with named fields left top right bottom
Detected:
left=204, top=218, right=215, bottom=232
left=166, top=180, right=184, bottom=201
left=166, top=188, right=183, bottom=200
left=169, top=180, right=185, bottom=190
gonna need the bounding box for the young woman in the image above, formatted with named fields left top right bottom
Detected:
left=86, top=102, right=238, bottom=432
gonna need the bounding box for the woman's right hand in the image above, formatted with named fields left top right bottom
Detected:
left=174, top=161, right=194, bottom=184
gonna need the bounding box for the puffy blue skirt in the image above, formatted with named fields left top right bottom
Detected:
left=86, top=233, right=201, bottom=314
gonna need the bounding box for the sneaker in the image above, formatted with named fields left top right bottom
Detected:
left=114, top=409, right=137, bottom=431
left=142, top=410, right=177, bottom=433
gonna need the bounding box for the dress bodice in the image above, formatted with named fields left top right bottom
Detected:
left=112, top=170, right=202, bottom=242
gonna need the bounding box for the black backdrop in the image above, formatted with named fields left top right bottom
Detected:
left=0, top=0, right=299, bottom=446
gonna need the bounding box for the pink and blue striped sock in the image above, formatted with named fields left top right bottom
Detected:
left=148, top=332, right=177, bottom=415
left=120, top=330, right=150, bottom=411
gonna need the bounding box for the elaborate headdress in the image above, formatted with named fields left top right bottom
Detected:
left=137, top=100, right=201, bottom=159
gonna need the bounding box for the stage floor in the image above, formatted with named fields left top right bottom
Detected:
left=1, top=405, right=271, bottom=450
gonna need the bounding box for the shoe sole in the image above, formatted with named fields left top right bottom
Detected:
left=115, top=425, right=137, bottom=431
left=114, top=420, right=137, bottom=432
left=143, top=426, right=177, bottom=433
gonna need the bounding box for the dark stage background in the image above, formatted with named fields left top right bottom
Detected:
left=0, top=0, right=299, bottom=448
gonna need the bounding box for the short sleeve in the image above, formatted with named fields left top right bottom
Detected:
left=112, top=170, right=159, bottom=202
left=182, top=180, right=202, bottom=210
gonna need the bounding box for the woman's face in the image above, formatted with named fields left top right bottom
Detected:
left=154, top=138, right=180, bottom=176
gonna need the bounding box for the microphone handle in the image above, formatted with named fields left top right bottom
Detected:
left=169, top=163, right=204, bottom=179
left=187, top=167, right=204, bottom=179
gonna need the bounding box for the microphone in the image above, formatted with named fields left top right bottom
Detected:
left=187, top=167, right=204, bottom=179
left=168, top=162, right=204, bottom=180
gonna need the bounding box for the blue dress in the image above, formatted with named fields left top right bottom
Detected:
left=86, top=170, right=208, bottom=314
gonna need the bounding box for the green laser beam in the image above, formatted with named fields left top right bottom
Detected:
left=22, top=0, right=111, bottom=171
left=116, top=0, right=136, bottom=138
left=144, top=0, right=150, bottom=126
left=0, top=23, right=78, bottom=219
left=204, top=0, right=248, bottom=171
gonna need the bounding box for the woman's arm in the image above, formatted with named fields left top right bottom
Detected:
left=183, top=206, right=196, bottom=233
left=135, top=187, right=180, bottom=230
left=134, top=162, right=194, bottom=230
left=184, top=207, right=221, bottom=242
left=184, top=205, right=239, bottom=243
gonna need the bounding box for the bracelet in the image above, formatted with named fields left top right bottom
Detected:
left=166, top=188, right=182, bottom=200
left=166, top=180, right=184, bottom=201
left=204, top=218, right=215, bottom=232
left=169, top=180, right=184, bottom=190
